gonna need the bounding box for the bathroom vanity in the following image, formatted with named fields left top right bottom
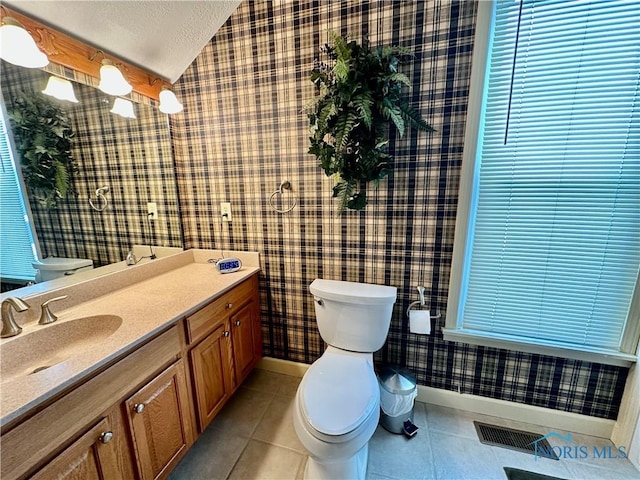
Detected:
left=0, top=250, right=262, bottom=480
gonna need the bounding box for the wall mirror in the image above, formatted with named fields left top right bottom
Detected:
left=0, top=62, right=183, bottom=288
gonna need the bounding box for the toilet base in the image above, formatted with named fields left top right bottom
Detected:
left=304, top=443, right=369, bottom=480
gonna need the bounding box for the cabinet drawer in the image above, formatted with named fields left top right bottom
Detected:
left=185, top=276, right=256, bottom=345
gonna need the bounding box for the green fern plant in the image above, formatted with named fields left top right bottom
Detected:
left=308, top=33, right=434, bottom=213
left=8, top=94, right=77, bottom=207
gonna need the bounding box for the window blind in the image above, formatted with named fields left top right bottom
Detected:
left=0, top=105, right=38, bottom=282
left=461, top=0, right=640, bottom=352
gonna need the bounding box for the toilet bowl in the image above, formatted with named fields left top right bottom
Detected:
left=293, top=347, right=381, bottom=479
left=294, top=279, right=397, bottom=480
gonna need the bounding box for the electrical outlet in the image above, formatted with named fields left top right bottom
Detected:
left=220, top=202, right=232, bottom=222
left=147, top=202, right=158, bottom=220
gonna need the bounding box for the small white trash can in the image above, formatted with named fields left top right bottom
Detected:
left=378, top=365, right=418, bottom=434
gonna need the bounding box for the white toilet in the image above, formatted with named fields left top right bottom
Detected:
left=32, top=257, right=94, bottom=283
left=293, top=279, right=397, bottom=480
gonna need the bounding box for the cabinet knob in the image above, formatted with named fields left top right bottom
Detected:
left=226, top=303, right=233, bottom=309
left=134, top=403, right=146, bottom=414
left=99, top=431, right=114, bottom=444
left=222, top=331, right=230, bottom=337
left=235, top=320, right=241, bottom=326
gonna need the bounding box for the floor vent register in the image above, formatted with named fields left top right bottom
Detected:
left=474, top=422, right=559, bottom=460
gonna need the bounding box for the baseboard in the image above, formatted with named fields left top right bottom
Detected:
left=258, top=356, right=309, bottom=377
left=257, top=356, right=615, bottom=439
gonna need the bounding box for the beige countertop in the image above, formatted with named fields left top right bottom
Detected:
left=0, top=249, right=260, bottom=429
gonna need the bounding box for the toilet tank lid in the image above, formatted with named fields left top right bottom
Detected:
left=33, top=257, right=93, bottom=271
left=309, top=279, right=397, bottom=305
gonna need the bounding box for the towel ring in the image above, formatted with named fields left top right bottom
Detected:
left=89, top=185, right=109, bottom=212
left=269, top=180, right=297, bottom=213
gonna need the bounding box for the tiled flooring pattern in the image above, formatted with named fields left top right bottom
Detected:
left=169, top=369, right=640, bottom=480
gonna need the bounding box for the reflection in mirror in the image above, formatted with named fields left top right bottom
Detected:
left=0, top=63, right=183, bottom=289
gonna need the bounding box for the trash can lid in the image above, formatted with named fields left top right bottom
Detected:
left=378, top=365, right=417, bottom=395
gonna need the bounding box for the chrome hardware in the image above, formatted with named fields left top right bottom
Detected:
left=406, top=301, right=441, bottom=320
left=99, top=431, right=114, bottom=444
left=89, top=185, right=109, bottom=212
left=269, top=180, right=297, bottom=213
left=417, top=286, right=426, bottom=306
left=38, top=295, right=68, bottom=325
left=226, top=303, right=233, bottom=309
left=235, top=320, right=241, bottom=326
left=134, top=403, right=145, bottom=414
left=126, top=250, right=138, bottom=266
left=1, top=297, right=29, bottom=338
left=405, top=286, right=441, bottom=320
left=313, top=297, right=323, bottom=306
left=222, top=331, right=230, bottom=337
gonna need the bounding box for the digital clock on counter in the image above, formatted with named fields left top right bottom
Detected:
left=214, top=257, right=243, bottom=273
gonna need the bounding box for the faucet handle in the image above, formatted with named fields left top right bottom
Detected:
left=39, top=295, right=68, bottom=325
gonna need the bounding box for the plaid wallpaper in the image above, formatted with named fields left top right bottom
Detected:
left=170, top=0, right=628, bottom=420
left=1, top=63, right=182, bottom=267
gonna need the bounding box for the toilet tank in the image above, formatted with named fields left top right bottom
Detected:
left=309, top=279, right=397, bottom=352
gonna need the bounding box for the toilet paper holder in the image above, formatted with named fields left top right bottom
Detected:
left=406, top=286, right=441, bottom=319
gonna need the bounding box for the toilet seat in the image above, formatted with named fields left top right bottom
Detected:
left=300, top=350, right=379, bottom=442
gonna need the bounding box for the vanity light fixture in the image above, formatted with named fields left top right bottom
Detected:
left=42, top=75, right=78, bottom=103
left=0, top=15, right=48, bottom=68
left=110, top=98, right=136, bottom=119
left=98, top=58, right=132, bottom=96
left=159, top=87, right=183, bottom=114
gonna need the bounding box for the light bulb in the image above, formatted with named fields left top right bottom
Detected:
left=159, top=88, right=183, bottom=114
left=0, top=17, right=48, bottom=68
left=110, top=98, right=136, bottom=119
left=98, top=59, right=132, bottom=96
left=42, top=76, right=78, bottom=103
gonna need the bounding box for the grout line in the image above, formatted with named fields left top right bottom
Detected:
left=224, top=438, right=251, bottom=480
left=223, top=395, right=277, bottom=480
left=248, top=390, right=277, bottom=438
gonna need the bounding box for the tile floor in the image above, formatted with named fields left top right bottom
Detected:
left=169, top=369, right=640, bottom=480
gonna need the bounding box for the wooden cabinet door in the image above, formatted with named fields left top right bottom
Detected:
left=125, top=360, right=194, bottom=480
left=31, top=417, right=121, bottom=480
left=189, top=322, right=233, bottom=432
left=230, top=302, right=258, bottom=384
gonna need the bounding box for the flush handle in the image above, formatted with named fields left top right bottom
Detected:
left=313, top=297, right=323, bottom=306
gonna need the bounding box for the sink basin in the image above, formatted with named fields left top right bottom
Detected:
left=0, top=315, right=122, bottom=383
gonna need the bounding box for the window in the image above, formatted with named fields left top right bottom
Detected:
left=445, top=0, right=640, bottom=366
left=0, top=101, right=39, bottom=283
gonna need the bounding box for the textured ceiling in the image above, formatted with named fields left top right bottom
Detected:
left=5, top=0, right=241, bottom=83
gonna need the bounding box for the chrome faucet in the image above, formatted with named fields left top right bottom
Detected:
left=126, top=250, right=138, bottom=266
left=39, top=295, right=68, bottom=325
left=1, top=297, right=29, bottom=338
